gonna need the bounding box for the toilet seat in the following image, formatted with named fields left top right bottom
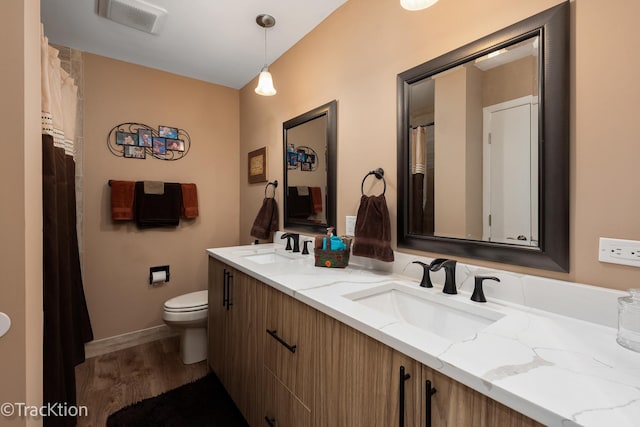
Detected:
left=164, top=290, right=208, bottom=313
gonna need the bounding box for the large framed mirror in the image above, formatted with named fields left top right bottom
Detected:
left=397, top=2, right=569, bottom=271
left=283, top=100, right=337, bottom=234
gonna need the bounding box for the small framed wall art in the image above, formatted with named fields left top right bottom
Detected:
left=248, top=147, right=267, bottom=184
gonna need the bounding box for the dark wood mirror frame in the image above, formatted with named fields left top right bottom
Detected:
left=283, top=100, right=337, bottom=234
left=397, top=2, right=569, bottom=272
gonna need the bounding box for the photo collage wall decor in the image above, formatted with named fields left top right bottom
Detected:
left=107, top=122, right=191, bottom=161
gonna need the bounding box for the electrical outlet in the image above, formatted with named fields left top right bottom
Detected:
left=345, top=216, right=357, bottom=236
left=598, top=238, right=640, bottom=267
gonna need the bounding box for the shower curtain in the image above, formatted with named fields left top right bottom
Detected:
left=410, top=125, right=434, bottom=234
left=41, top=27, right=93, bottom=427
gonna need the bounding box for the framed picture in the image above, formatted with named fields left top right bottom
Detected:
left=153, top=137, right=166, bottom=155
left=248, top=147, right=267, bottom=184
left=138, top=129, right=153, bottom=147
left=124, top=145, right=146, bottom=159
left=166, top=138, right=185, bottom=152
left=287, top=152, right=298, bottom=169
left=158, top=125, right=178, bottom=139
left=116, top=131, right=138, bottom=146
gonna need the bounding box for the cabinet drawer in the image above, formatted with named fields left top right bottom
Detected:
left=264, top=287, right=315, bottom=407
left=263, top=367, right=311, bottom=427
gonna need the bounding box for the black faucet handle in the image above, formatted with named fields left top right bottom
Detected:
left=412, top=261, right=434, bottom=288
left=280, top=234, right=293, bottom=250
left=471, top=276, right=500, bottom=303
left=302, top=240, right=311, bottom=255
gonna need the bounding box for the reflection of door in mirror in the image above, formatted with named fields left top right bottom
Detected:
left=408, top=36, right=539, bottom=247
left=285, top=116, right=327, bottom=224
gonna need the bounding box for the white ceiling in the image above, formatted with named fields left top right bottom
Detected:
left=41, top=0, right=348, bottom=89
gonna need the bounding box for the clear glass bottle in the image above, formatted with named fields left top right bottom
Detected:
left=617, top=288, right=640, bottom=352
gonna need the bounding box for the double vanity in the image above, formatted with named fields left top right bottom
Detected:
left=207, top=235, right=639, bottom=427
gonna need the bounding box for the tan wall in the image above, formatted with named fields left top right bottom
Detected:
left=0, top=1, right=43, bottom=426
left=239, top=0, right=640, bottom=291
left=83, top=54, right=240, bottom=339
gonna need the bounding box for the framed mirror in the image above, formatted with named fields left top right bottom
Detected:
left=283, top=100, right=337, bottom=234
left=397, top=2, right=569, bottom=271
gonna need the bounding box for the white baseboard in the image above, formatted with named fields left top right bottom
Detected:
left=84, top=324, right=179, bottom=359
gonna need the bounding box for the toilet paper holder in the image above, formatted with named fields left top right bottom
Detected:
left=150, top=265, right=170, bottom=284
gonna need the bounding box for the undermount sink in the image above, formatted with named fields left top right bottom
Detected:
left=243, top=252, right=295, bottom=264
left=344, top=282, right=504, bottom=342
left=233, top=247, right=297, bottom=265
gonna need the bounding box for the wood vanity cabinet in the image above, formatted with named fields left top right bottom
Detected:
left=422, top=365, right=544, bottom=427
left=208, top=258, right=544, bottom=427
left=263, top=285, right=316, bottom=426
left=207, top=258, right=264, bottom=427
left=315, top=314, right=422, bottom=427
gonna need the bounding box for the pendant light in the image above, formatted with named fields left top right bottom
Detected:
left=255, top=14, right=277, bottom=96
left=401, top=0, right=439, bottom=11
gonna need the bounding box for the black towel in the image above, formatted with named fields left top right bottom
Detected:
left=251, top=198, right=279, bottom=240
left=352, top=194, right=394, bottom=262
left=134, top=182, right=182, bottom=227
left=286, top=186, right=313, bottom=218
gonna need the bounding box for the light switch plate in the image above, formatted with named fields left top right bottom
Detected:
left=598, top=237, right=640, bottom=267
left=345, top=216, right=357, bottom=236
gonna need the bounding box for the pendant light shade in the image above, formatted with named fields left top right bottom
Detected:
left=255, top=66, right=277, bottom=96
left=255, top=14, right=277, bottom=96
left=401, top=0, right=439, bottom=11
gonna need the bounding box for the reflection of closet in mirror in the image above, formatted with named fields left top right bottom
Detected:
left=407, top=36, right=540, bottom=247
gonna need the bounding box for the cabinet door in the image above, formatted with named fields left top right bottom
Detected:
left=263, top=367, right=311, bottom=427
left=315, top=314, right=421, bottom=427
left=207, top=257, right=228, bottom=378
left=421, top=365, right=544, bottom=427
left=225, top=271, right=264, bottom=427
left=264, top=286, right=316, bottom=408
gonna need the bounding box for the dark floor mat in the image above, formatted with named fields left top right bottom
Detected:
left=106, top=372, right=249, bottom=427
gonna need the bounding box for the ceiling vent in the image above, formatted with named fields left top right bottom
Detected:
left=97, top=0, right=167, bottom=35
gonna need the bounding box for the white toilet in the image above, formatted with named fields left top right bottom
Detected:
left=162, top=290, right=208, bottom=364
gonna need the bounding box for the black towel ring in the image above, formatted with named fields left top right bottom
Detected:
left=265, top=180, right=278, bottom=198
left=361, top=168, right=386, bottom=196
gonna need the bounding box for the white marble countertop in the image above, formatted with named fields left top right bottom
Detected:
left=206, top=238, right=640, bottom=427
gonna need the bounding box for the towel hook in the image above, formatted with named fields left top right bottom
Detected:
left=361, top=168, right=386, bottom=196
left=265, top=180, right=278, bottom=198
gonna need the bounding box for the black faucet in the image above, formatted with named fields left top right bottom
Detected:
left=429, top=258, right=457, bottom=294
left=281, top=233, right=300, bottom=253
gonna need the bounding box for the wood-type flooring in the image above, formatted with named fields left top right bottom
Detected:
left=75, top=336, right=209, bottom=427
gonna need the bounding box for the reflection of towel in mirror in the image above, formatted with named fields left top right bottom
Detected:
left=352, top=194, right=394, bottom=262
left=251, top=198, right=279, bottom=240
left=310, top=187, right=322, bottom=213
left=296, top=186, right=309, bottom=196
left=287, top=187, right=313, bottom=218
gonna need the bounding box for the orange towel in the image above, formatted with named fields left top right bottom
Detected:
left=181, top=183, right=199, bottom=218
left=310, top=187, right=323, bottom=213
left=110, top=180, right=136, bottom=220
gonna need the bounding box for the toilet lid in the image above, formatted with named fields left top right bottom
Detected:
left=164, top=290, right=208, bottom=311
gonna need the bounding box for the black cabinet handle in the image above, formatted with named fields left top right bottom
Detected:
left=399, top=365, right=411, bottom=427
left=222, top=270, right=228, bottom=307
left=425, top=379, right=437, bottom=427
left=264, top=416, right=276, bottom=427
left=266, top=329, right=297, bottom=353
left=226, top=271, right=233, bottom=310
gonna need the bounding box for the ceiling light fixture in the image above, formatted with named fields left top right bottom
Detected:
left=401, top=0, right=439, bottom=11
left=255, top=14, right=277, bottom=97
